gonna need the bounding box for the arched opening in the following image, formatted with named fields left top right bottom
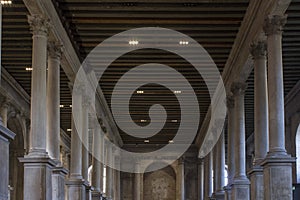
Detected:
left=143, top=164, right=176, bottom=200
left=8, top=117, right=25, bottom=200
left=296, top=124, right=300, bottom=183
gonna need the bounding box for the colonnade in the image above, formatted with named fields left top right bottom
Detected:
left=200, top=14, right=295, bottom=200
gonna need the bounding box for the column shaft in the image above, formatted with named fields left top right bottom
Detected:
left=204, top=153, right=212, bottom=200
left=82, top=97, right=89, bottom=182
left=105, top=145, right=113, bottom=199
left=216, top=132, right=225, bottom=198
left=198, top=159, right=204, bottom=200
left=28, top=15, right=50, bottom=156
left=47, top=42, right=62, bottom=162
left=231, top=82, right=250, bottom=200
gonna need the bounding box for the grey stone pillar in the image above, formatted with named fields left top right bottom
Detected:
left=204, top=153, right=212, bottom=200
left=66, top=84, right=86, bottom=200
left=230, top=82, right=250, bottom=200
left=248, top=41, right=268, bottom=200
left=198, top=159, right=204, bottom=200
left=215, top=132, right=225, bottom=200
left=19, top=15, right=56, bottom=200
left=105, top=144, right=113, bottom=200
left=0, top=124, right=15, bottom=200
left=113, top=154, right=121, bottom=200
left=47, top=41, right=68, bottom=200
left=0, top=100, right=9, bottom=128
left=262, top=14, right=295, bottom=200
left=91, top=123, right=102, bottom=200
left=133, top=161, right=141, bottom=200
left=177, top=157, right=185, bottom=200
left=224, top=96, right=235, bottom=200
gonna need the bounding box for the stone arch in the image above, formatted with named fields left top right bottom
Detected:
left=7, top=115, right=25, bottom=200
left=143, top=162, right=176, bottom=200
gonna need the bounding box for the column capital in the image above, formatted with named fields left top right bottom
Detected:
left=27, top=15, right=51, bottom=36
left=231, top=82, right=248, bottom=97
left=48, top=41, right=63, bottom=60
left=263, top=15, right=287, bottom=36
left=178, top=156, right=185, bottom=165
left=250, top=41, right=267, bottom=59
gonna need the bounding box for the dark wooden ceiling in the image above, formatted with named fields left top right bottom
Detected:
left=1, top=0, right=299, bottom=146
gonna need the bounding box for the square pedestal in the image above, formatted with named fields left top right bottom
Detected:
left=52, top=166, right=68, bottom=200
left=19, top=156, right=56, bottom=200
left=262, top=156, right=295, bottom=200
left=91, top=190, right=102, bottom=200
left=231, top=178, right=250, bottom=200
left=248, top=166, right=264, bottom=200
left=66, top=179, right=86, bottom=200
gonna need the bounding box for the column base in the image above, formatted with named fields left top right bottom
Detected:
left=248, top=166, right=264, bottom=200
left=66, top=178, right=87, bottom=200
left=223, top=186, right=232, bottom=200
left=211, top=191, right=225, bottom=200
left=91, top=190, right=103, bottom=200
left=85, top=182, right=92, bottom=200
left=231, top=177, right=250, bottom=200
left=19, top=156, right=56, bottom=200
left=262, top=156, right=295, bottom=200
left=52, top=166, right=68, bottom=200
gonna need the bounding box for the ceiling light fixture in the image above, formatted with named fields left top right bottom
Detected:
left=136, top=90, right=144, bottom=94
left=60, top=105, right=64, bottom=108
left=140, top=119, right=147, bottom=122
left=171, top=120, right=178, bottom=123
left=1, top=0, right=12, bottom=5
left=169, top=140, right=174, bottom=144
left=144, top=140, right=150, bottom=143
left=179, top=41, right=189, bottom=45
left=67, top=129, right=72, bottom=132
left=129, top=40, right=139, bottom=45
left=25, top=67, right=33, bottom=71
left=174, top=90, right=182, bottom=94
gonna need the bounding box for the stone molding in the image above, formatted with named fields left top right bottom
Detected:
left=47, top=41, right=63, bottom=60
left=231, top=82, right=248, bottom=96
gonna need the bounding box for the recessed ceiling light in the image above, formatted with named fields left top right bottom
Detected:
left=67, top=129, right=72, bottom=132
left=171, top=120, right=178, bottom=123
left=169, top=140, right=174, bottom=143
left=141, top=119, right=147, bottom=122
left=179, top=41, right=189, bottom=45
left=1, top=0, right=12, bottom=5
left=60, top=105, right=64, bottom=108
left=174, top=90, right=182, bottom=94
left=25, top=67, right=33, bottom=71
left=144, top=140, right=150, bottom=143
left=69, top=105, right=72, bottom=108
left=137, top=90, right=144, bottom=94
left=129, top=40, right=139, bottom=45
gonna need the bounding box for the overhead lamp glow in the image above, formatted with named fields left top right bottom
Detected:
left=144, top=140, right=150, bottom=143
left=1, top=0, right=12, bottom=5
left=25, top=67, right=33, bottom=71
left=67, top=129, right=72, bottom=132
left=59, top=105, right=64, bottom=108
left=179, top=40, right=189, bottom=45
left=69, top=105, right=72, bottom=108
left=169, top=140, right=174, bottom=144
left=171, top=120, right=178, bottom=123
left=140, top=119, right=147, bottom=122
left=136, top=90, right=144, bottom=94
left=129, top=40, right=139, bottom=45
left=174, top=90, right=182, bottom=94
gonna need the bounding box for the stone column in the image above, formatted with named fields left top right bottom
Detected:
left=224, top=96, right=235, bottom=200
left=204, top=153, right=212, bottom=200
left=198, top=159, right=204, bottom=200
left=230, top=82, right=250, bottom=200
left=215, top=132, right=225, bottom=200
left=177, top=157, right=185, bottom=200
left=19, top=15, right=56, bottom=200
left=0, top=123, right=15, bottom=200
left=262, top=14, right=295, bottom=200
left=91, top=123, right=102, bottom=200
left=0, top=99, right=9, bottom=127
left=212, top=146, right=218, bottom=198
left=105, top=143, right=113, bottom=200
left=81, top=96, right=91, bottom=199
left=133, top=161, right=141, bottom=200
left=113, top=154, right=121, bottom=200
left=248, top=41, right=268, bottom=200
left=66, top=84, right=86, bottom=200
